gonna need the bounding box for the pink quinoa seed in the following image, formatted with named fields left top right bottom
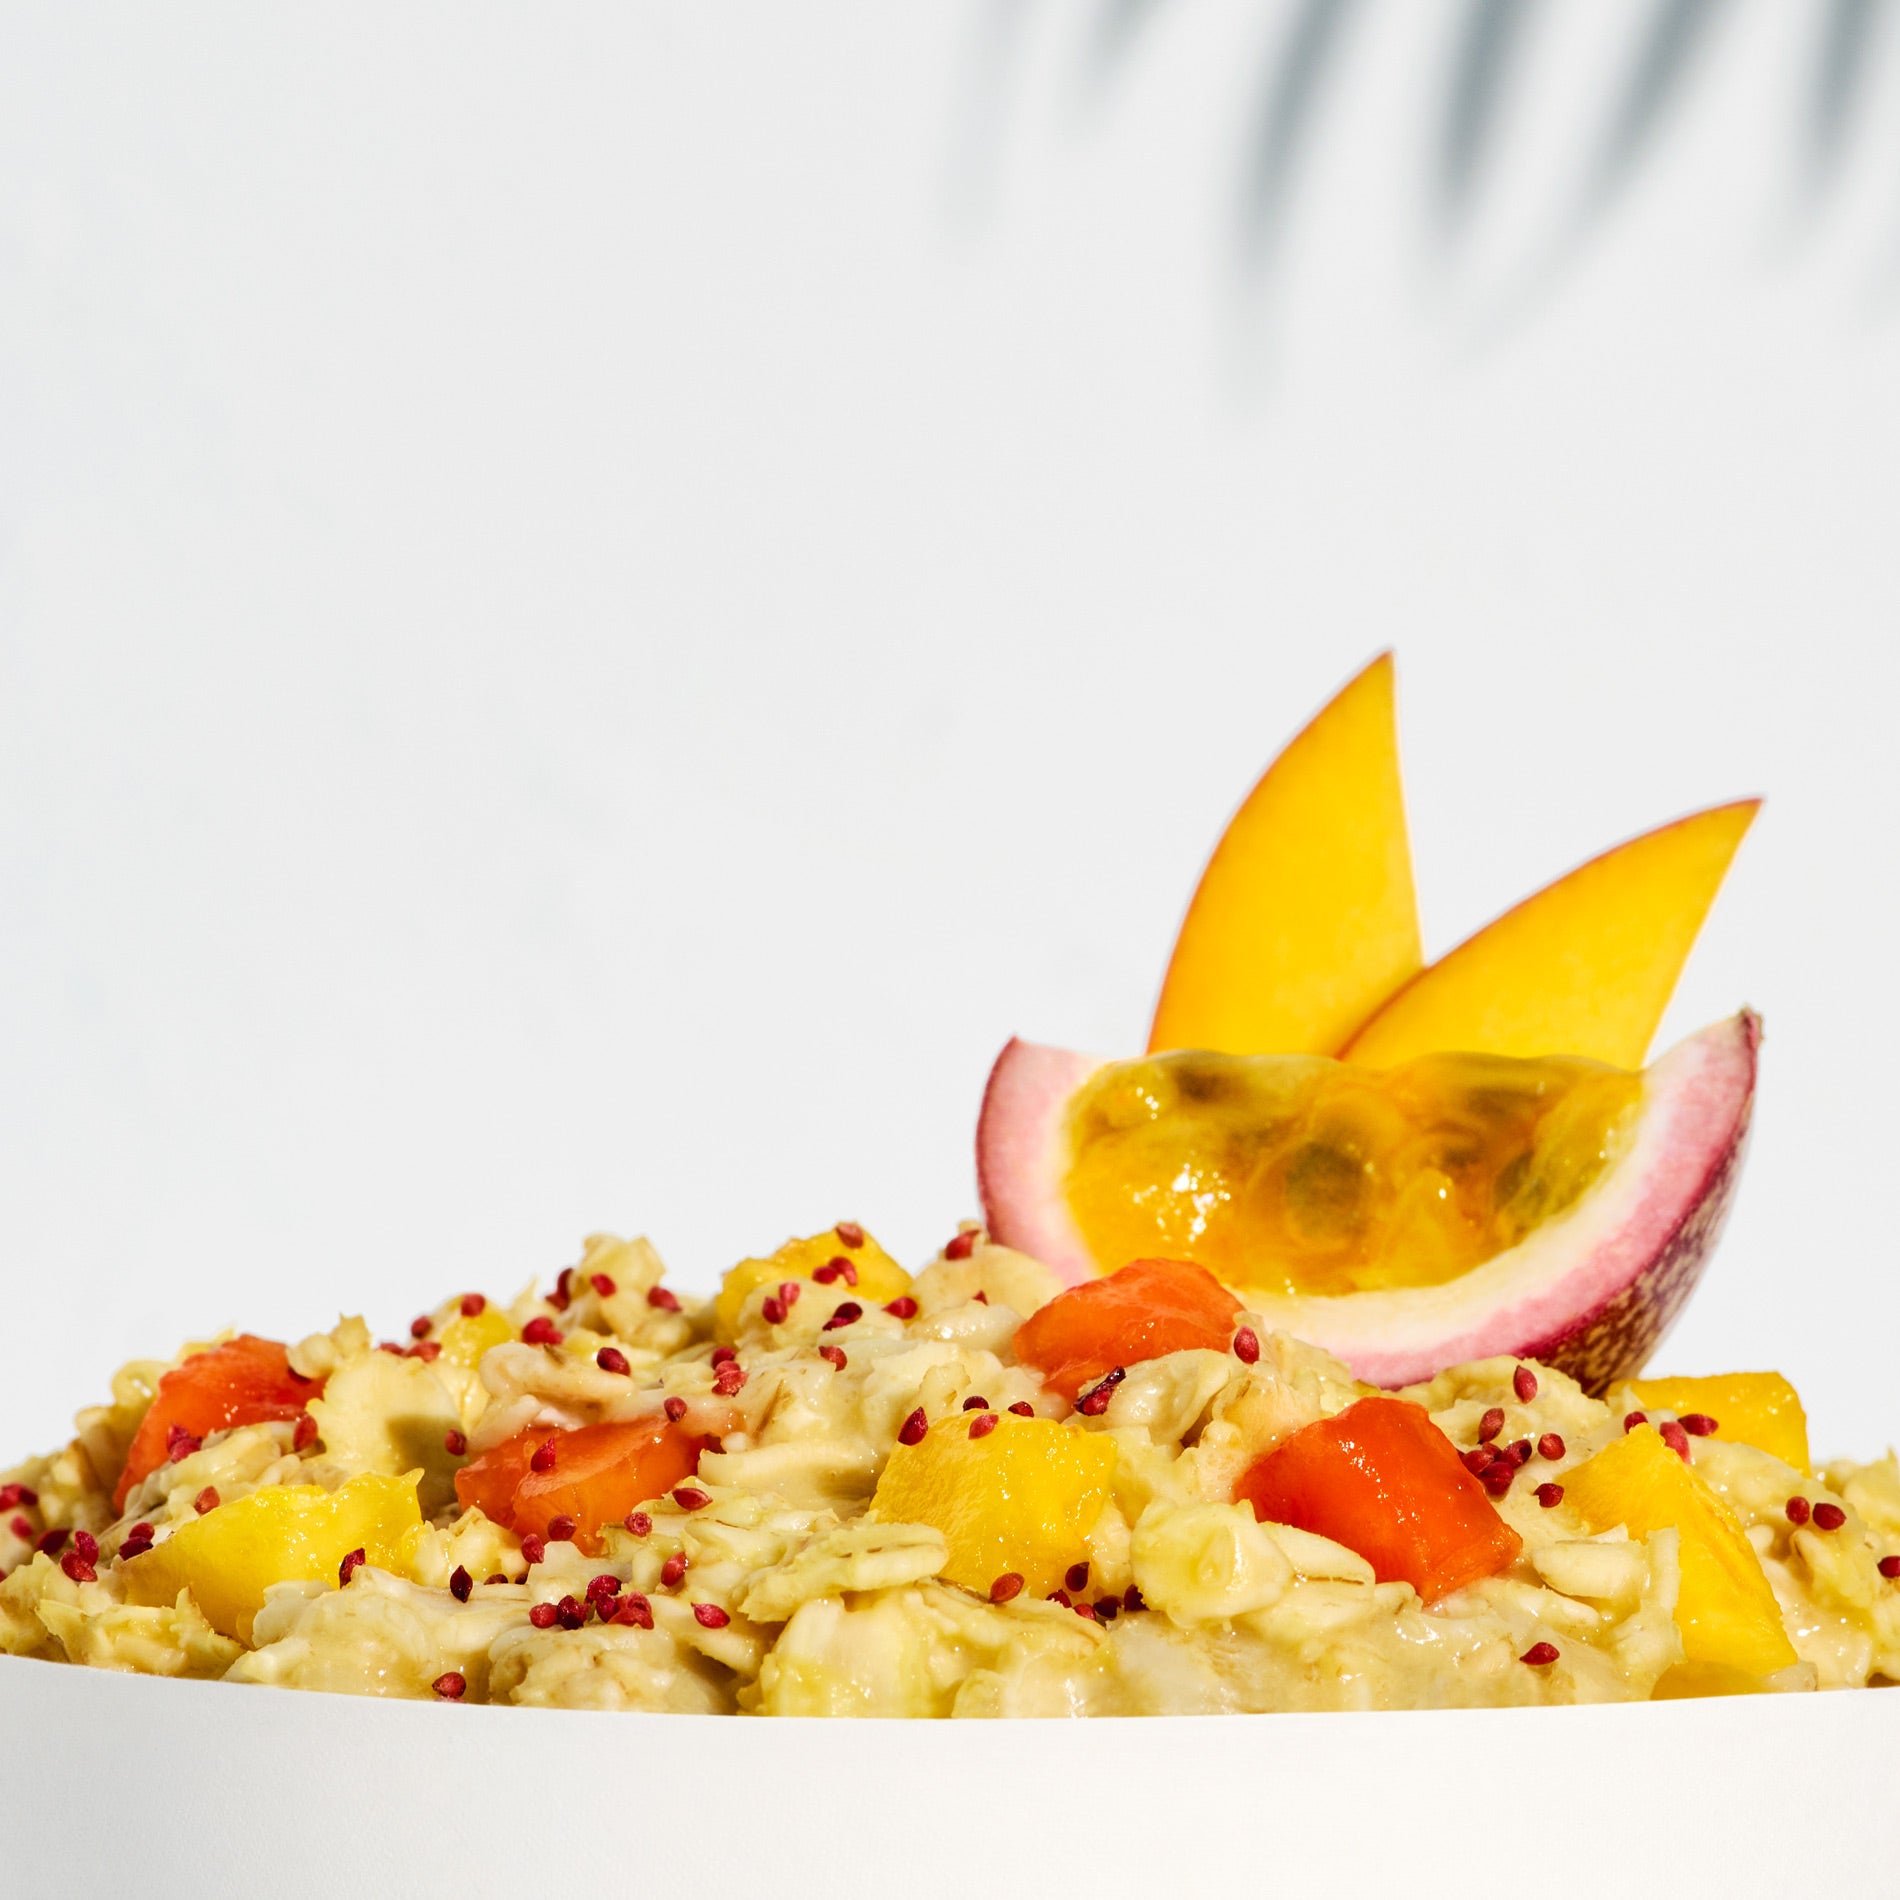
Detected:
left=672, top=1488, right=710, bottom=1511
left=1536, top=1483, right=1565, bottom=1509
left=944, top=1231, right=976, bottom=1261
left=898, top=1408, right=928, bottom=1447
left=408, top=1340, right=442, bottom=1363
left=1065, top=1562, right=1090, bottom=1592
left=664, top=1397, right=689, bottom=1422
left=586, top=1573, right=621, bottom=1603
left=460, top=1294, right=487, bottom=1317
left=962, top=1396, right=990, bottom=1412
left=194, top=1487, right=220, bottom=1516
left=614, top=1594, right=654, bottom=1628
left=528, top=1602, right=559, bottom=1629
left=450, top=1566, right=473, bottom=1603
left=557, top=1595, right=586, bottom=1630
left=73, top=1530, right=98, bottom=1564
left=530, top=1437, right=558, bottom=1474
left=1461, top=1448, right=1494, bottom=1478
left=778, top=1281, right=802, bottom=1305
left=968, top=1413, right=999, bottom=1439
left=1233, top=1326, right=1261, bottom=1365
left=1520, top=1642, right=1559, bottom=1667
left=661, top=1553, right=689, bottom=1587
left=520, top=1534, right=548, bottom=1566
left=547, top=1515, right=577, bottom=1543
left=1074, top=1602, right=1099, bottom=1622
left=1624, top=1411, right=1647, bottom=1432
left=1477, top=1407, right=1505, bottom=1444
left=60, top=1551, right=97, bottom=1584
left=1537, top=1433, right=1565, bottom=1461
left=1658, top=1421, right=1692, bottom=1462
left=647, top=1286, right=681, bottom=1312
left=444, top=1428, right=467, bottom=1456
left=1047, top=1589, right=1072, bottom=1607
left=166, top=1425, right=201, bottom=1464
left=432, top=1672, right=466, bottom=1700
left=625, top=1511, right=652, bottom=1538
left=761, top=1297, right=787, bottom=1325
left=834, top=1222, right=865, bottom=1249
left=1785, top=1496, right=1811, bottom=1526
left=591, top=1273, right=617, bottom=1298
left=1008, top=1401, right=1034, bottom=1417
left=709, top=1345, right=737, bottom=1367
left=1679, top=1413, right=1718, bottom=1437
left=1513, top=1365, right=1538, bottom=1404
left=819, top=1347, right=847, bottom=1371
left=692, top=1603, right=731, bottom=1629
left=712, top=1362, right=747, bottom=1395
left=596, top=1347, right=631, bottom=1376
left=822, top=1302, right=863, bottom=1332
left=1812, top=1503, right=1847, bottom=1532
left=338, top=1547, right=366, bottom=1585
left=522, top=1317, right=563, bottom=1347
left=990, top=1572, right=1025, bottom=1604
left=884, top=1297, right=919, bottom=1320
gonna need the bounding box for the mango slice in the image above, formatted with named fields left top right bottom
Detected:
left=1149, top=653, right=1421, bottom=1059
left=1563, top=1425, right=1795, bottom=1678
left=436, top=1305, right=516, bottom=1371
left=1341, top=801, right=1758, bottom=1070
left=869, top=1411, right=1117, bottom=1599
left=1623, top=1373, right=1809, bottom=1474
left=122, top=1473, right=423, bottom=1642
left=716, top=1226, right=910, bottom=1340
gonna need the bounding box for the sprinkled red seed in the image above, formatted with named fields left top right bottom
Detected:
left=1679, top=1413, right=1718, bottom=1437
left=672, top=1488, right=710, bottom=1511
left=710, top=1345, right=737, bottom=1367
left=556, top=1268, right=577, bottom=1305
left=1073, top=1602, right=1099, bottom=1622
left=1477, top=1407, right=1505, bottom=1444
left=522, top=1317, right=564, bottom=1346
left=484, top=1573, right=507, bottom=1585
left=962, top=1396, right=990, bottom=1412
left=817, top=1258, right=858, bottom=1288
left=1123, top=1585, right=1146, bottom=1612
left=1879, top=1556, right=1900, bottom=1580
left=556, top=1595, right=587, bottom=1630
left=11, top=1514, right=37, bottom=1540
left=661, top=1553, right=689, bottom=1587
left=450, top=1566, right=473, bottom=1602
left=0, top=1484, right=37, bottom=1510
left=167, top=1425, right=201, bottom=1464
left=119, top=1529, right=153, bottom=1559
left=1536, top=1483, right=1565, bottom=1509
left=614, top=1593, right=654, bottom=1628
left=647, top=1286, right=681, bottom=1312
left=1513, top=1365, right=1538, bottom=1404
left=1785, top=1496, right=1811, bottom=1526
left=990, top=1572, right=1025, bottom=1603
left=1233, top=1326, right=1261, bottom=1365
left=1520, top=1642, right=1559, bottom=1667
left=835, top=1221, right=866, bottom=1249
left=712, top=1362, right=747, bottom=1395
left=410, top=1315, right=433, bottom=1339
left=1065, top=1561, right=1090, bottom=1592
left=194, top=1487, right=220, bottom=1516
left=444, top=1428, right=467, bottom=1456
left=693, top=1602, right=731, bottom=1629
left=460, top=1293, right=487, bottom=1317
left=761, top=1297, right=787, bottom=1326
left=294, top=1413, right=320, bottom=1451
left=1538, top=1433, right=1565, bottom=1461
left=1658, top=1421, right=1692, bottom=1462
left=898, top=1408, right=928, bottom=1447
left=968, top=1412, right=1000, bottom=1440
left=60, top=1550, right=97, bottom=1583
left=530, top=1437, right=558, bottom=1473
left=378, top=1341, right=406, bottom=1356
left=338, top=1546, right=366, bottom=1585
left=547, top=1515, right=577, bottom=1542
left=1812, top=1503, right=1847, bottom=1532
left=528, top=1602, right=559, bottom=1629
left=944, top=1231, right=977, bottom=1261
left=884, top=1297, right=919, bottom=1320
left=432, top=1671, right=466, bottom=1699
left=1047, top=1589, right=1072, bottom=1607
left=409, top=1339, right=442, bottom=1363
left=1624, top=1411, right=1647, bottom=1432
left=823, top=1302, right=863, bottom=1331
left=776, top=1281, right=802, bottom=1306
left=596, top=1347, right=631, bottom=1376
left=973, top=1291, right=989, bottom=1305
left=819, top=1347, right=848, bottom=1371
left=586, top=1572, right=621, bottom=1603
left=1077, top=1366, right=1127, bottom=1418
left=1461, top=1448, right=1494, bottom=1477
left=1008, top=1401, right=1035, bottom=1417
left=70, top=1530, right=98, bottom=1565
left=625, top=1511, right=652, bottom=1537
left=1094, top=1597, right=1120, bottom=1620
left=35, top=1527, right=69, bottom=1557
left=1481, top=1464, right=1514, bottom=1498
left=591, top=1273, right=617, bottom=1298
left=520, top=1534, right=548, bottom=1566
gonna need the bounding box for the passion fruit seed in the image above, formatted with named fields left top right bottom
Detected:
left=450, top=1566, right=473, bottom=1602
left=991, top=1572, right=1025, bottom=1603
left=1065, top=1562, right=1090, bottom=1592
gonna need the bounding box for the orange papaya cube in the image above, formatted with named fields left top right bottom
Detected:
left=1013, top=1258, right=1243, bottom=1402
left=1621, top=1373, right=1809, bottom=1474
left=116, top=1335, right=322, bottom=1510
left=1233, top=1394, right=1521, bottom=1602
left=507, top=1419, right=708, bottom=1554
left=452, top=1425, right=551, bottom=1530
left=1563, top=1424, right=1796, bottom=1677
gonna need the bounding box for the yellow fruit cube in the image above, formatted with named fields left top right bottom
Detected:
left=1564, top=1426, right=1795, bottom=1679
left=436, top=1304, right=517, bottom=1371
left=716, top=1227, right=911, bottom=1340
left=1623, top=1373, right=1809, bottom=1473
left=122, top=1473, right=422, bottom=1642
left=869, top=1411, right=1117, bottom=1599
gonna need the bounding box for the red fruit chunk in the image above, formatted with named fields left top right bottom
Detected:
left=1233, top=1395, right=1522, bottom=1603
left=116, top=1337, right=322, bottom=1510
left=1013, top=1259, right=1243, bottom=1402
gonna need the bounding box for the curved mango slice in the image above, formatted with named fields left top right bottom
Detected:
left=1342, top=802, right=1758, bottom=1070
left=121, top=1473, right=422, bottom=1642
left=870, top=1411, right=1117, bottom=1599
left=1149, top=653, right=1421, bottom=1058
left=716, top=1226, right=910, bottom=1340
left=1622, top=1373, right=1809, bottom=1474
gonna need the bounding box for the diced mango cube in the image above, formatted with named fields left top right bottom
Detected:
left=122, top=1473, right=422, bottom=1642
left=1564, top=1426, right=1795, bottom=1678
left=436, top=1305, right=517, bottom=1371
left=869, top=1411, right=1117, bottom=1598
left=716, top=1226, right=911, bottom=1340
left=1622, top=1372, right=1809, bottom=1473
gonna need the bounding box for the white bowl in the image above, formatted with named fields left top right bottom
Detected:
left=2, top=1657, right=1891, bottom=1898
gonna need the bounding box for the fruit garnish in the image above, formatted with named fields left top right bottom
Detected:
left=1232, top=1395, right=1521, bottom=1602
left=120, top=1472, right=422, bottom=1642
left=1340, top=801, right=1759, bottom=1070
left=1014, top=1258, right=1243, bottom=1401
left=1562, top=1423, right=1797, bottom=1679
left=1149, top=653, right=1421, bottom=1058
left=715, top=1226, right=910, bottom=1341
left=868, top=1408, right=1117, bottom=1599
left=1615, top=1372, right=1809, bottom=1474
left=115, top=1335, right=323, bottom=1511
left=978, top=1012, right=1757, bottom=1390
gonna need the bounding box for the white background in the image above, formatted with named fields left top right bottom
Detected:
left=2, top=1, right=1897, bottom=1457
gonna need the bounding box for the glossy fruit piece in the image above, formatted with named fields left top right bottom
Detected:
left=116, top=1336, right=323, bottom=1510
left=436, top=1305, right=516, bottom=1371
left=452, top=1426, right=550, bottom=1528
left=715, top=1225, right=911, bottom=1341
left=1233, top=1395, right=1521, bottom=1602
left=508, top=1419, right=708, bottom=1553
left=1620, top=1372, right=1809, bottom=1473
left=1014, top=1258, right=1242, bottom=1402
left=870, top=1411, right=1118, bottom=1599
left=1563, top=1424, right=1796, bottom=1677
left=977, top=1012, right=1757, bottom=1392
left=1149, top=653, right=1421, bottom=1059
left=1341, top=801, right=1759, bottom=1070
left=120, top=1473, right=421, bottom=1642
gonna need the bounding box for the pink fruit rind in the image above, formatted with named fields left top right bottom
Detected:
left=975, top=1012, right=1760, bottom=1394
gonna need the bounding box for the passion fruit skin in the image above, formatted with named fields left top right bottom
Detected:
left=975, top=1012, right=1760, bottom=1395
